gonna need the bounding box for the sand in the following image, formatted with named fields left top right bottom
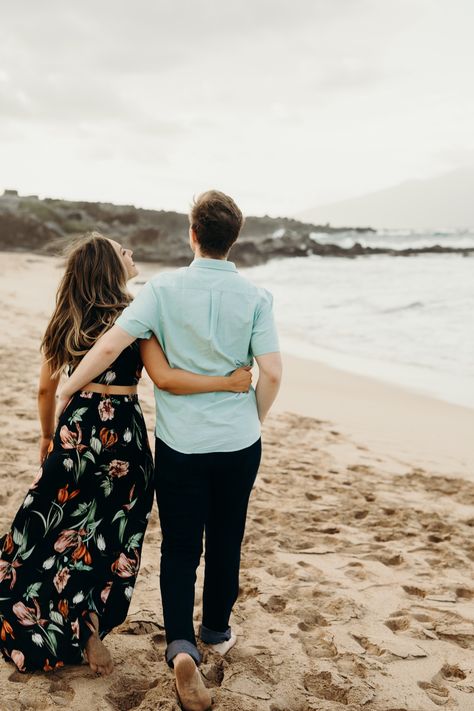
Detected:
left=1, top=251, right=474, bottom=711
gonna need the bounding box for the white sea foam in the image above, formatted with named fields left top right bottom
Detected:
left=244, top=234, right=474, bottom=409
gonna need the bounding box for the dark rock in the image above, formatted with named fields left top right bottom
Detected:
left=1, top=191, right=473, bottom=267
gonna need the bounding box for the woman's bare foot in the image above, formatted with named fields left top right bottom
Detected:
left=174, top=653, right=212, bottom=711
left=85, top=612, right=114, bottom=676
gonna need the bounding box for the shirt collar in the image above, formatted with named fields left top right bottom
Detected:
left=190, top=257, right=237, bottom=272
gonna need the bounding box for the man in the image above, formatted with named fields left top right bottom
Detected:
left=58, top=190, right=282, bottom=711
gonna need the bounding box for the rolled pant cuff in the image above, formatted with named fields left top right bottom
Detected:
left=199, top=624, right=232, bottom=644
left=166, top=639, right=201, bottom=668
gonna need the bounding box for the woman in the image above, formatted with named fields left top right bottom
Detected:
left=0, top=232, right=251, bottom=676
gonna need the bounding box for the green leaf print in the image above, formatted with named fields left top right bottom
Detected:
left=49, top=610, right=64, bottom=626
left=12, top=527, right=23, bottom=546
left=131, top=414, right=143, bottom=450
left=126, top=532, right=143, bottom=551
left=18, top=545, right=36, bottom=561
left=25, top=582, right=42, bottom=600
left=118, top=516, right=127, bottom=543
left=68, top=407, right=89, bottom=424
left=90, top=436, right=102, bottom=454
left=112, top=510, right=126, bottom=523
left=71, top=561, right=93, bottom=572
left=71, top=502, right=90, bottom=517
left=31, top=500, right=64, bottom=537
left=83, top=450, right=96, bottom=465
left=48, top=623, right=64, bottom=635
left=43, top=629, right=58, bottom=656
left=100, top=478, right=113, bottom=497
left=78, top=455, right=89, bottom=477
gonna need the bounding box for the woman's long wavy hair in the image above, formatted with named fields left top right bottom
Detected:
left=41, top=232, right=132, bottom=377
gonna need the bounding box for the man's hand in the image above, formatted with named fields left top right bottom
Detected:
left=228, top=366, right=253, bottom=392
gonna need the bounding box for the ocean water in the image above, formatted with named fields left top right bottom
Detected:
left=243, top=232, right=474, bottom=409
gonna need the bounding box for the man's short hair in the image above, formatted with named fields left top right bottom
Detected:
left=190, top=190, right=244, bottom=258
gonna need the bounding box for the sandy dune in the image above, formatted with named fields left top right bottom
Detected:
left=1, top=253, right=474, bottom=711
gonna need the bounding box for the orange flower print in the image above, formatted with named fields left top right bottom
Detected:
left=98, top=398, right=115, bottom=422
left=2, top=532, right=14, bottom=555
left=58, top=599, right=69, bottom=619
left=108, top=460, right=129, bottom=478
left=71, top=542, right=92, bottom=565
left=111, top=550, right=140, bottom=578
left=0, top=619, right=14, bottom=641
left=100, top=428, right=118, bottom=448
left=11, top=649, right=26, bottom=672
left=57, top=484, right=80, bottom=504
left=53, top=567, right=71, bottom=593
left=43, top=658, right=64, bottom=672
left=59, top=423, right=87, bottom=452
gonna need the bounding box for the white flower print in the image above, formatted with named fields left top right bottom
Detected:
left=97, top=534, right=106, bottom=551
left=80, top=391, right=93, bottom=399
left=22, top=494, right=34, bottom=509
left=124, top=586, right=133, bottom=601
left=42, top=556, right=56, bottom=570
left=104, top=370, right=116, bottom=384
left=72, top=591, right=84, bottom=604
left=98, top=398, right=115, bottom=422
left=63, top=457, right=74, bottom=471
left=31, top=633, right=44, bottom=646
left=123, top=428, right=132, bottom=443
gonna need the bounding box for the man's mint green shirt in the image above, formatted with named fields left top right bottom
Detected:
left=116, top=258, right=280, bottom=454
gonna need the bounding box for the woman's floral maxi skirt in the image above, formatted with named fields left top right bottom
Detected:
left=0, top=392, right=154, bottom=672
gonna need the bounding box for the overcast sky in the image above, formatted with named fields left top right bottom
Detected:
left=1, top=0, right=473, bottom=217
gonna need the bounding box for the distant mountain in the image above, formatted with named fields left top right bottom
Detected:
left=299, top=168, right=474, bottom=230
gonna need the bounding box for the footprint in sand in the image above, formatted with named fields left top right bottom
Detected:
left=418, top=680, right=450, bottom=706
left=439, top=663, right=467, bottom=681
left=259, top=595, right=287, bottom=613
left=106, top=674, right=160, bottom=711
left=48, top=678, right=75, bottom=707
left=385, top=615, right=410, bottom=632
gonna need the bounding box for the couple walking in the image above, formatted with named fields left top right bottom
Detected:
left=0, top=190, right=282, bottom=710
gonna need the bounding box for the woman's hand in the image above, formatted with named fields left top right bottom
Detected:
left=39, top=436, right=52, bottom=464
left=228, top=366, right=253, bottom=392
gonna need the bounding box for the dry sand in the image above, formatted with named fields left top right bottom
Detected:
left=1, top=251, right=474, bottom=711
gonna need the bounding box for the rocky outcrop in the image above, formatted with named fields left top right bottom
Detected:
left=0, top=191, right=472, bottom=266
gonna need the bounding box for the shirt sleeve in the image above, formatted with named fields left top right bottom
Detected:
left=115, top=281, right=158, bottom=340
left=250, top=288, right=280, bottom=357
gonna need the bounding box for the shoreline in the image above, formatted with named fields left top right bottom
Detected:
left=276, top=352, right=474, bottom=479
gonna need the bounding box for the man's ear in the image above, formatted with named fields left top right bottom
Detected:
left=189, top=226, right=197, bottom=249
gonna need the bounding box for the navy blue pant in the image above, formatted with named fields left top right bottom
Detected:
left=155, top=437, right=261, bottom=666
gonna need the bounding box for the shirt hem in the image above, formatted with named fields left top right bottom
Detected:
left=154, top=430, right=262, bottom=454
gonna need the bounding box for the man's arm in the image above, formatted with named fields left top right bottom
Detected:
left=56, top=325, right=136, bottom=415
left=255, top=352, right=282, bottom=423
